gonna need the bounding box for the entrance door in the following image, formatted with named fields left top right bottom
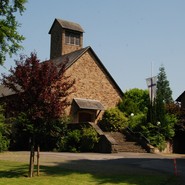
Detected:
left=78, top=112, right=94, bottom=122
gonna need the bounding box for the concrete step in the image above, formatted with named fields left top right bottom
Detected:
left=105, top=131, right=147, bottom=153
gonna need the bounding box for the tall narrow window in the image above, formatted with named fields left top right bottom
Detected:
left=75, top=36, right=80, bottom=45
left=65, top=31, right=80, bottom=46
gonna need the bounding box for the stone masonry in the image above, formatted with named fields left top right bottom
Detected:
left=64, top=50, right=122, bottom=122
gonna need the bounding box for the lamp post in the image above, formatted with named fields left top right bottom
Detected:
left=130, top=113, right=134, bottom=117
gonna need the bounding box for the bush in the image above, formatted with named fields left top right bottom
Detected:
left=57, top=126, right=99, bottom=152
left=128, top=113, right=146, bottom=131
left=0, top=132, right=9, bottom=152
left=98, top=107, right=128, bottom=132
left=0, top=111, right=10, bottom=152
left=80, top=127, right=99, bottom=152
left=10, top=113, right=70, bottom=151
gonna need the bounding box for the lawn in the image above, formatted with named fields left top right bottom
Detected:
left=0, top=160, right=180, bottom=185
left=0, top=161, right=180, bottom=185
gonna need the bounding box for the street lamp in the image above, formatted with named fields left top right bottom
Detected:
left=130, top=113, right=134, bottom=117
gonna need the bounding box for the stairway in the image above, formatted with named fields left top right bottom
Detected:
left=105, top=131, right=147, bottom=153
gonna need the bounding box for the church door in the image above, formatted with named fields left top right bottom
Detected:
left=78, top=112, right=94, bottom=122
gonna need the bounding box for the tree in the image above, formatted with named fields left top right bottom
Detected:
left=1, top=52, right=75, bottom=177
left=145, top=66, right=176, bottom=150
left=98, top=107, right=128, bottom=132
left=0, top=0, right=27, bottom=64
left=156, top=65, right=173, bottom=104
left=118, top=87, right=176, bottom=151
left=0, top=106, right=10, bottom=152
left=118, top=88, right=149, bottom=116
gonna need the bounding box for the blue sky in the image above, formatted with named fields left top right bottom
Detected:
left=1, top=0, right=185, bottom=99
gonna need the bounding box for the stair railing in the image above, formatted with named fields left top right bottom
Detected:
left=126, top=126, right=150, bottom=144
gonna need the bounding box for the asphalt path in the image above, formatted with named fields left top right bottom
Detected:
left=0, top=151, right=185, bottom=182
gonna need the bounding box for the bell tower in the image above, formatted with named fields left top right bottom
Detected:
left=49, top=18, right=84, bottom=59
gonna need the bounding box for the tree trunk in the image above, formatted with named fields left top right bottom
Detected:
left=37, top=145, right=40, bottom=176
left=28, top=145, right=35, bottom=177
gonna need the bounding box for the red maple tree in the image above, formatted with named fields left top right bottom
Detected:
left=2, top=52, right=75, bottom=120
left=1, top=52, right=75, bottom=177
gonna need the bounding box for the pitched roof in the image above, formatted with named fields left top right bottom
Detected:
left=52, top=46, right=124, bottom=97
left=0, top=47, right=123, bottom=98
left=74, top=98, right=104, bottom=110
left=49, top=18, right=84, bottom=34
left=0, top=85, right=15, bottom=97
left=52, top=47, right=88, bottom=69
left=176, top=91, right=185, bottom=102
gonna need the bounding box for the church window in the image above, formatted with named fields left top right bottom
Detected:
left=65, top=31, right=80, bottom=46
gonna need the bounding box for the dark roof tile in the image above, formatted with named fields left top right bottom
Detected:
left=49, top=18, right=84, bottom=34
left=74, top=98, right=104, bottom=110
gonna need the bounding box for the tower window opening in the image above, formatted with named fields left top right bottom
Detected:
left=65, top=32, right=80, bottom=46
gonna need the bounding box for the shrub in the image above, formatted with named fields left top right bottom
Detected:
left=128, top=113, right=146, bottom=131
left=10, top=113, right=70, bottom=151
left=80, top=127, right=99, bottom=152
left=58, top=126, right=99, bottom=152
left=98, top=107, right=128, bottom=132
left=0, top=132, right=9, bottom=152
left=0, top=116, right=10, bottom=152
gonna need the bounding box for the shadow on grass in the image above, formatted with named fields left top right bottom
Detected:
left=0, top=163, right=28, bottom=178
left=0, top=158, right=182, bottom=185
left=39, top=158, right=181, bottom=185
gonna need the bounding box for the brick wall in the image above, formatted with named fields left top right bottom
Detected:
left=50, top=21, right=83, bottom=58
left=64, top=50, right=122, bottom=122
left=50, top=22, right=63, bottom=59
left=61, top=30, right=83, bottom=55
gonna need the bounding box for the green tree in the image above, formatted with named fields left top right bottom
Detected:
left=118, top=88, right=149, bottom=116
left=145, top=66, right=176, bottom=150
left=98, top=107, right=128, bottom=132
left=118, top=87, right=176, bottom=151
left=157, top=65, right=173, bottom=104
left=0, top=106, right=10, bottom=152
left=0, top=0, right=27, bottom=64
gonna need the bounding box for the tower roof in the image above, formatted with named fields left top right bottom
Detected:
left=49, top=18, right=84, bottom=34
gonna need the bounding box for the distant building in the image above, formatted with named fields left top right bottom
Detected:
left=176, top=91, right=185, bottom=109
left=174, top=92, right=185, bottom=153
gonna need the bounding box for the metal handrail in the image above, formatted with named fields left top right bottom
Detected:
left=126, top=126, right=150, bottom=144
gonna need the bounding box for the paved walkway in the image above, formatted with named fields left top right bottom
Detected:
left=0, top=151, right=185, bottom=182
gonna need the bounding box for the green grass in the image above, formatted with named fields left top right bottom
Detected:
left=0, top=160, right=180, bottom=185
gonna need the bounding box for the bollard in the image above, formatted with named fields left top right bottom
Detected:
left=173, top=158, right=178, bottom=176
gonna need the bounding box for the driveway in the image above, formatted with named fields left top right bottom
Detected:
left=0, top=152, right=185, bottom=182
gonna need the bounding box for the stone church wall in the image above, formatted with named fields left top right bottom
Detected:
left=64, top=50, right=122, bottom=122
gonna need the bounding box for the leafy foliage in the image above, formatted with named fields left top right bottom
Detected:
left=157, top=65, right=173, bottom=103
left=128, top=113, right=146, bottom=131
left=0, top=0, right=27, bottom=64
left=140, top=113, right=176, bottom=150
left=1, top=52, right=75, bottom=149
left=58, top=126, right=99, bottom=152
left=142, top=66, right=176, bottom=150
left=80, top=127, right=99, bottom=152
left=118, top=87, right=177, bottom=151
left=0, top=106, right=10, bottom=152
left=118, top=88, right=149, bottom=116
left=10, top=113, right=69, bottom=151
left=98, top=107, right=128, bottom=132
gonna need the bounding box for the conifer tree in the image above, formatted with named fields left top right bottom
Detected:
left=156, top=65, right=173, bottom=104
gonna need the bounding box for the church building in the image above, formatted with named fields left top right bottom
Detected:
left=0, top=18, right=123, bottom=124
left=49, top=18, right=123, bottom=123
